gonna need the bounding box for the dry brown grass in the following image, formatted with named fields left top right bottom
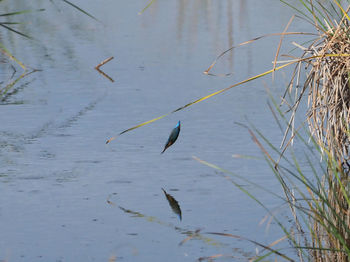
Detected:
left=283, top=6, right=350, bottom=172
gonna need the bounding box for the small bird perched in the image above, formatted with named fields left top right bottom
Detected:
left=161, top=121, right=181, bottom=153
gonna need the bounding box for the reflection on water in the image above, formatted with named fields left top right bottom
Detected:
left=0, top=70, right=38, bottom=103
left=0, top=1, right=305, bottom=261
left=174, top=0, right=250, bottom=73
left=94, top=56, right=115, bottom=82
left=117, top=205, right=226, bottom=249
left=162, top=188, right=182, bottom=221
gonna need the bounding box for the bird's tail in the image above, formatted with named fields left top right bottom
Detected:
left=161, top=145, right=168, bottom=154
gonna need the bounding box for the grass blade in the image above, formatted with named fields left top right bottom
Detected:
left=106, top=60, right=296, bottom=143
left=0, top=42, right=26, bottom=70
left=61, top=0, right=98, bottom=21
left=207, top=232, right=292, bottom=261
left=204, top=32, right=316, bottom=76
left=138, top=0, right=157, bottom=15
left=0, top=24, right=32, bottom=39
left=333, top=0, right=350, bottom=21
left=106, top=53, right=350, bottom=143
left=0, top=9, right=45, bottom=17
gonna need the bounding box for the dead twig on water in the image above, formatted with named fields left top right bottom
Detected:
left=94, top=56, right=114, bottom=82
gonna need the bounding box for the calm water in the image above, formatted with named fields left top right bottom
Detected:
left=0, top=1, right=312, bottom=261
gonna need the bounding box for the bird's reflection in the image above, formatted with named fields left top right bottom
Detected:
left=162, top=188, right=182, bottom=221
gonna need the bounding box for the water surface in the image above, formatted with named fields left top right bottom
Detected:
left=0, top=1, right=311, bottom=261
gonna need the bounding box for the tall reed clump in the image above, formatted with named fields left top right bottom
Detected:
left=277, top=1, right=350, bottom=261
left=284, top=2, right=350, bottom=170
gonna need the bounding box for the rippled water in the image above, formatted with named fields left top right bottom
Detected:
left=0, top=1, right=310, bottom=261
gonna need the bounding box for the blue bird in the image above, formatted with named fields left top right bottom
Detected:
left=161, top=121, right=181, bottom=153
